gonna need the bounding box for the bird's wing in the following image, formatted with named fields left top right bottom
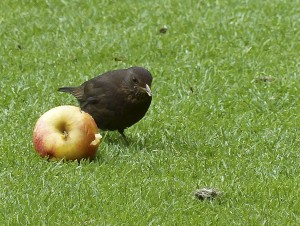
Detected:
left=81, top=73, right=126, bottom=110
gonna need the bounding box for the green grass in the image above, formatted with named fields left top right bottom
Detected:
left=1, top=0, right=300, bottom=225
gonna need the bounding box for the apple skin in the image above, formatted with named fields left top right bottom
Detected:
left=33, top=105, right=102, bottom=161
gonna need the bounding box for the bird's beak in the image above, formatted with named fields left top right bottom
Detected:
left=144, top=84, right=152, bottom=96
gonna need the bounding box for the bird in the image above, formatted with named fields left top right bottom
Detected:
left=58, top=66, right=153, bottom=140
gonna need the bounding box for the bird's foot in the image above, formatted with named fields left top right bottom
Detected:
left=119, top=130, right=130, bottom=145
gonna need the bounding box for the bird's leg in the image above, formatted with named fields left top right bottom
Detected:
left=118, top=129, right=129, bottom=144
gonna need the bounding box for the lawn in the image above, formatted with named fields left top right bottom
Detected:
left=1, top=0, right=300, bottom=225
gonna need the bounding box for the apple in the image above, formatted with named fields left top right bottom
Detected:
left=33, top=105, right=102, bottom=161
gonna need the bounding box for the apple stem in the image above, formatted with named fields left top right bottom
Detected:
left=63, top=130, right=69, bottom=139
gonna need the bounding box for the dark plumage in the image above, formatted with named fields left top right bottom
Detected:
left=58, top=66, right=153, bottom=139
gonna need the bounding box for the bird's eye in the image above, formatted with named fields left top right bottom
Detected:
left=132, top=77, right=138, bottom=83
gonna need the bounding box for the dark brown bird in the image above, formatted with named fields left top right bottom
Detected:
left=58, top=66, right=153, bottom=139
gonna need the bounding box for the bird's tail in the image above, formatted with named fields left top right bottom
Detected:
left=58, top=86, right=84, bottom=100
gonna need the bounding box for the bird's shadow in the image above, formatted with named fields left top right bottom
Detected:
left=100, top=131, right=131, bottom=146
left=95, top=130, right=154, bottom=163
left=100, top=131, right=152, bottom=149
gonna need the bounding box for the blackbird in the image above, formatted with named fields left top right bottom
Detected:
left=58, top=66, right=153, bottom=139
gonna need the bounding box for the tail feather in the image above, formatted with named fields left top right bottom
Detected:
left=58, top=86, right=84, bottom=100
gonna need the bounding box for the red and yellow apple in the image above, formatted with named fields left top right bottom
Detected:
left=33, top=105, right=101, bottom=161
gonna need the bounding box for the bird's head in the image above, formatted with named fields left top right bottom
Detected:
left=126, top=67, right=153, bottom=98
